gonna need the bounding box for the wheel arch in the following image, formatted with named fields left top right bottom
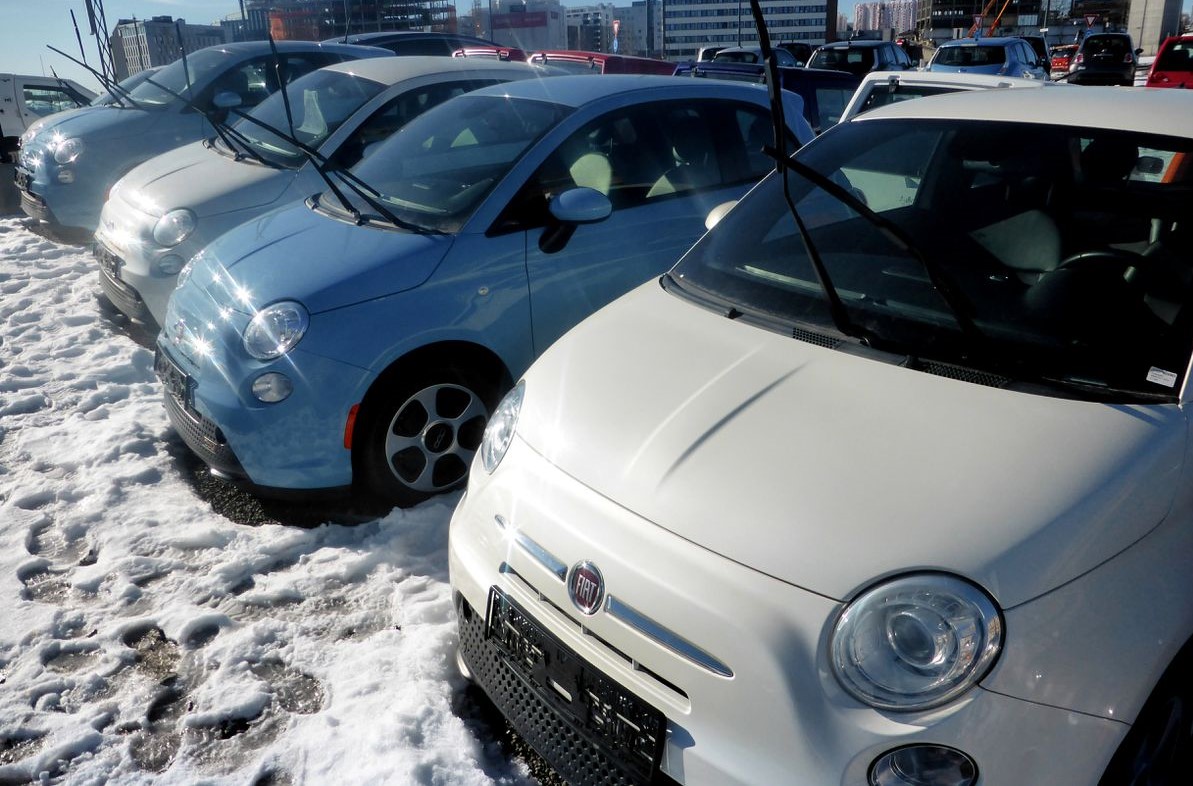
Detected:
left=350, top=339, right=514, bottom=472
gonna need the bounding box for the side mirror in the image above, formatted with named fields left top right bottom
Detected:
left=1135, top=48, right=1144, bottom=56
left=539, top=187, right=613, bottom=254
left=705, top=200, right=738, bottom=231
left=1136, top=155, right=1164, bottom=175
left=213, top=91, right=242, bottom=110
left=547, top=187, right=612, bottom=225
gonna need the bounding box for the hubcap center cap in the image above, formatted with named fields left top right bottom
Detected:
left=424, top=422, right=453, bottom=454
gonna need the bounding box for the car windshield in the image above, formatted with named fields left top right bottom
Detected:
left=934, top=45, right=1006, bottom=66
left=231, top=69, right=385, bottom=167
left=340, top=94, right=572, bottom=232
left=855, top=84, right=958, bottom=114
left=668, top=118, right=1193, bottom=402
left=124, top=48, right=235, bottom=108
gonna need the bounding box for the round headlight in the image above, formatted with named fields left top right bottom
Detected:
left=53, top=137, right=83, bottom=164
left=242, top=301, right=308, bottom=360
left=831, top=574, right=1002, bottom=711
left=153, top=209, right=197, bottom=247
left=480, top=381, right=524, bottom=474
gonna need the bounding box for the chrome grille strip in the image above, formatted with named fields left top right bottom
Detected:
left=494, top=515, right=567, bottom=581
left=493, top=515, right=733, bottom=678
left=606, top=596, right=733, bottom=678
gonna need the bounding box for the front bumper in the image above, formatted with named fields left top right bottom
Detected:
left=448, top=437, right=1129, bottom=785
left=155, top=299, right=372, bottom=493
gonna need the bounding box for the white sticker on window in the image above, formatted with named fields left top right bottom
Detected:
left=1147, top=367, right=1178, bottom=388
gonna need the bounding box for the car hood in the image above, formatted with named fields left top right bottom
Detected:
left=516, top=282, right=1187, bottom=607
left=193, top=200, right=453, bottom=314
left=30, top=104, right=159, bottom=142
left=118, top=139, right=293, bottom=218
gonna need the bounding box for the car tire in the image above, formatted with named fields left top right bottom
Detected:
left=1099, top=639, right=1193, bottom=785
left=354, top=362, right=497, bottom=508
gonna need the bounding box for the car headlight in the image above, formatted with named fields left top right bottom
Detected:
left=831, top=573, right=1002, bottom=711
left=242, top=300, right=308, bottom=360
left=52, top=137, right=83, bottom=164
left=153, top=209, right=197, bottom=247
left=479, top=380, right=524, bottom=474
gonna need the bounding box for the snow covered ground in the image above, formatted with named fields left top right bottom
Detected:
left=0, top=215, right=537, bottom=784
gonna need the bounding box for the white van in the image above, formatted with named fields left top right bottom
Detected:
left=0, top=74, right=95, bottom=163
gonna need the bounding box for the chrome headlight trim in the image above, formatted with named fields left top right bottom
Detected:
left=152, top=209, right=197, bottom=248
left=831, top=573, right=1003, bottom=711
left=242, top=300, right=309, bottom=360
left=479, top=381, right=524, bottom=474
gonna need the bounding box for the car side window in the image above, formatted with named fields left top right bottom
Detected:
left=494, top=101, right=777, bottom=232
left=21, top=85, right=88, bottom=116
left=333, top=79, right=505, bottom=168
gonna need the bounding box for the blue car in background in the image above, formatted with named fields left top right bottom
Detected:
left=15, top=40, right=389, bottom=233
left=156, top=75, right=813, bottom=506
left=927, top=37, right=1050, bottom=80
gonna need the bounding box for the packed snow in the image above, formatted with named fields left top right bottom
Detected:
left=0, top=215, right=537, bottom=784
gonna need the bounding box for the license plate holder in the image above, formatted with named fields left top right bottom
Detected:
left=95, top=245, right=123, bottom=279
left=154, top=347, right=193, bottom=410
left=485, top=588, right=664, bottom=783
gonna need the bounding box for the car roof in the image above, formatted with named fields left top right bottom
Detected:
left=938, top=37, right=1026, bottom=46
left=331, top=31, right=493, bottom=45
left=854, top=70, right=1056, bottom=89
left=816, top=40, right=891, bottom=49
left=462, top=73, right=769, bottom=107
left=204, top=40, right=387, bottom=56
left=855, top=85, right=1193, bottom=137
left=319, top=56, right=539, bottom=84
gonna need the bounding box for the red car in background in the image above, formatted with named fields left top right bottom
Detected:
left=1050, top=43, right=1078, bottom=77
left=527, top=50, right=677, bottom=75
left=1146, top=34, right=1193, bottom=88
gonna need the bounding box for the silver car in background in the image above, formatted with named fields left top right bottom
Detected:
left=15, top=40, right=388, bottom=234
left=95, top=56, right=548, bottom=329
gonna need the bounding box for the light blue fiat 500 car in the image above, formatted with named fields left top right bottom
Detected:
left=156, top=75, right=813, bottom=505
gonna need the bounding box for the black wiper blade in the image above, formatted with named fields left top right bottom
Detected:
left=330, top=168, right=443, bottom=234
left=779, top=155, right=985, bottom=348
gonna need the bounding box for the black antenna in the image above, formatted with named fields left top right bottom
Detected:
left=343, top=0, right=350, bottom=43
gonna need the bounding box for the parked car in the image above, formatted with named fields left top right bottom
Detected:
left=710, top=45, right=800, bottom=68
left=326, top=31, right=499, bottom=56
left=777, top=41, right=814, bottom=65
left=1050, top=43, right=1078, bottom=77
left=1146, top=34, right=1193, bottom=88
left=806, top=39, right=915, bottom=77
left=449, top=86, right=1193, bottom=786
left=695, top=45, right=725, bottom=62
left=14, top=41, right=389, bottom=233
left=840, top=70, right=1064, bottom=122
left=927, top=37, right=1049, bottom=80
left=1070, top=31, right=1141, bottom=86
left=676, top=59, right=861, bottom=133
left=94, top=57, right=548, bottom=330
left=1, top=73, right=94, bottom=162
left=1020, top=34, right=1051, bottom=65
left=525, top=50, right=677, bottom=75
left=154, top=76, right=813, bottom=505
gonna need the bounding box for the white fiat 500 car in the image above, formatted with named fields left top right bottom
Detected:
left=95, top=56, right=547, bottom=329
left=449, top=87, right=1193, bottom=785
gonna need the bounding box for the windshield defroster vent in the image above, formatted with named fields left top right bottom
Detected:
left=914, top=359, right=1011, bottom=389
left=792, top=326, right=842, bottom=349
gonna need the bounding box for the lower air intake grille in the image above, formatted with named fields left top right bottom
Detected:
left=456, top=595, right=677, bottom=786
